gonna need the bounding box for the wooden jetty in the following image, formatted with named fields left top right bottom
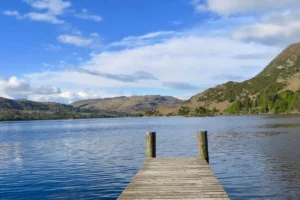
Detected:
left=118, top=131, right=229, bottom=200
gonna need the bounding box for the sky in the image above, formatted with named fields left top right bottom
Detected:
left=1, top=0, right=300, bottom=104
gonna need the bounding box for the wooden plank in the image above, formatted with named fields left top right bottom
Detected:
left=118, top=158, right=229, bottom=200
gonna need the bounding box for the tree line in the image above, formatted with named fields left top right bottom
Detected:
left=225, top=90, right=300, bottom=114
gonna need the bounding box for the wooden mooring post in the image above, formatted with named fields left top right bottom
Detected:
left=118, top=131, right=229, bottom=200
left=198, top=130, right=209, bottom=163
left=146, top=132, right=156, bottom=158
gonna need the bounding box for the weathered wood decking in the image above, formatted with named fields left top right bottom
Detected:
left=118, top=158, right=229, bottom=200
left=118, top=132, right=229, bottom=200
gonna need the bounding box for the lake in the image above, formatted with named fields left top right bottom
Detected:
left=0, top=116, right=300, bottom=199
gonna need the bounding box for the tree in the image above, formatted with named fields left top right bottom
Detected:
left=243, top=97, right=251, bottom=111
left=178, top=106, right=190, bottom=116
left=225, top=101, right=242, bottom=114
left=199, top=107, right=207, bottom=114
left=289, top=92, right=300, bottom=112
left=212, top=107, right=217, bottom=114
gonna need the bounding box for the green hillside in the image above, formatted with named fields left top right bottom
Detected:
left=180, top=42, right=300, bottom=116
left=0, top=97, right=129, bottom=121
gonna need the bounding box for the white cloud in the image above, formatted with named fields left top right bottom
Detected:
left=75, top=9, right=102, bottom=22
left=44, top=44, right=62, bottom=51
left=57, top=35, right=94, bottom=47
left=84, top=35, right=279, bottom=87
left=24, top=0, right=71, bottom=24
left=0, top=76, right=120, bottom=104
left=25, top=12, right=64, bottom=24
left=39, top=91, right=93, bottom=104
left=29, top=89, right=131, bottom=104
left=0, top=76, right=61, bottom=99
left=233, top=9, right=300, bottom=45
left=190, top=0, right=208, bottom=13
left=56, top=91, right=104, bottom=103
left=3, top=10, right=20, bottom=17
left=192, top=0, right=300, bottom=15
left=107, top=31, right=181, bottom=48
left=189, top=1, right=300, bottom=46
left=41, top=62, right=60, bottom=71
left=90, top=33, right=99, bottom=37
left=25, top=32, right=280, bottom=101
left=25, top=0, right=71, bottom=15
left=4, top=0, right=70, bottom=24
left=140, top=31, right=178, bottom=39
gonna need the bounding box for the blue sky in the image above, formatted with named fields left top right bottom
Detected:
left=1, top=0, right=299, bottom=103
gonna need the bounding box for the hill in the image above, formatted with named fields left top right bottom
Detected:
left=0, top=97, right=78, bottom=112
left=71, top=95, right=184, bottom=114
left=0, top=97, right=129, bottom=121
left=174, top=42, right=300, bottom=116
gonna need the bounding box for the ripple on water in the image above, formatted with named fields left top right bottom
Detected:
left=0, top=116, right=300, bottom=199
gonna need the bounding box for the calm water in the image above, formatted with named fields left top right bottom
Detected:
left=0, top=116, right=300, bottom=200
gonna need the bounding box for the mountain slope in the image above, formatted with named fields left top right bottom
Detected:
left=72, top=95, right=184, bottom=114
left=0, top=97, right=129, bottom=121
left=180, top=42, right=300, bottom=115
left=0, top=97, right=23, bottom=109
left=0, top=97, right=76, bottom=112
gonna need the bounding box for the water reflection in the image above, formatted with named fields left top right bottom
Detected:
left=0, top=116, right=299, bottom=199
left=260, top=123, right=300, bottom=128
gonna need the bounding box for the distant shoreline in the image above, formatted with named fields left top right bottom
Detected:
left=2, top=113, right=300, bottom=122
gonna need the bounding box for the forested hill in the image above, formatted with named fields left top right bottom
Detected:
left=178, top=42, right=300, bottom=116
left=0, top=97, right=129, bottom=121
